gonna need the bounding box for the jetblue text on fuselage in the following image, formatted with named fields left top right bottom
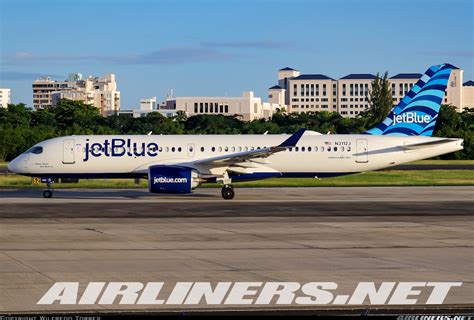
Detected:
left=83, top=139, right=159, bottom=162
left=392, top=112, right=431, bottom=125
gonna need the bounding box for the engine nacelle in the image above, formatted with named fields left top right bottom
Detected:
left=148, top=165, right=201, bottom=194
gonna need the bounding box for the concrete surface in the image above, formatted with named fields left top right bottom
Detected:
left=0, top=186, right=472, bottom=313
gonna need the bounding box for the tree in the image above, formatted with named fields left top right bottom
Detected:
left=434, top=105, right=473, bottom=159
left=53, top=99, right=102, bottom=133
left=363, top=72, right=393, bottom=128
left=174, top=111, right=188, bottom=123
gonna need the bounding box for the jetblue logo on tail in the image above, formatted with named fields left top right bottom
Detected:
left=365, top=63, right=456, bottom=137
left=392, top=113, right=431, bottom=125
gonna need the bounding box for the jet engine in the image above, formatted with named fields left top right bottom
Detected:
left=148, top=165, right=202, bottom=194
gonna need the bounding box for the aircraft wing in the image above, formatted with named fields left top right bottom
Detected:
left=191, top=128, right=306, bottom=166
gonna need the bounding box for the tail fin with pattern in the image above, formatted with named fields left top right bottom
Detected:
left=365, top=63, right=457, bottom=136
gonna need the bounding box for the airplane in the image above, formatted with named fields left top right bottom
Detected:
left=8, top=63, right=464, bottom=199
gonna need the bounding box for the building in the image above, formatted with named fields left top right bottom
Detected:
left=163, top=91, right=285, bottom=121
left=0, top=88, right=11, bottom=108
left=337, top=74, right=373, bottom=117
left=33, top=73, right=120, bottom=116
left=140, top=96, right=157, bottom=111
left=118, top=97, right=160, bottom=118
left=463, top=81, right=474, bottom=110
left=270, top=66, right=473, bottom=118
left=32, top=77, right=70, bottom=109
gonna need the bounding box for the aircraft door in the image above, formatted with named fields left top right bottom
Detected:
left=187, top=143, right=195, bottom=158
left=356, top=139, right=368, bottom=163
left=63, top=139, right=75, bottom=164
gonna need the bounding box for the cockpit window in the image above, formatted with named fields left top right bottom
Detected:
left=23, top=146, right=43, bottom=154
left=32, top=146, right=43, bottom=154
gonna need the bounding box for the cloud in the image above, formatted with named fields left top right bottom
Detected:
left=0, top=71, right=63, bottom=81
left=201, top=40, right=295, bottom=49
left=2, top=40, right=292, bottom=66
left=8, top=51, right=104, bottom=62
left=2, top=47, right=229, bottom=66
left=110, top=47, right=230, bottom=65
left=418, top=50, right=474, bottom=58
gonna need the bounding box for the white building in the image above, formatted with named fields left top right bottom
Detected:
left=34, top=73, right=120, bottom=116
left=462, top=80, right=474, bottom=110
left=0, top=88, right=11, bottom=108
left=118, top=97, right=160, bottom=118
left=164, top=91, right=285, bottom=121
left=140, top=96, right=157, bottom=111
left=337, top=74, right=373, bottom=117
left=270, top=66, right=473, bottom=118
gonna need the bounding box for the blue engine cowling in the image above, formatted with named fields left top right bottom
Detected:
left=148, top=165, right=200, bottom=194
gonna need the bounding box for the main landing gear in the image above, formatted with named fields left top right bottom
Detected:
left=221, top=185, right=235, bottom=200
left=42, top=179, right=54, bottom=198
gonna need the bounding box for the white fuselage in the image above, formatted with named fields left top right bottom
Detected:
left=8, top=133, right=464, bottom=179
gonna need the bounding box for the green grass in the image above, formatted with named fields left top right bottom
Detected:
left=0, top=162, right=8, bottom=169
left=224, top=170, right=474, bottom=187
left=409, top=160, right=474, bottom=165
left=0, top=169, right=473, bottom=188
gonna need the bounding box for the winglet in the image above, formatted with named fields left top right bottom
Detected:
left=279, top=128, right=306, bottom=147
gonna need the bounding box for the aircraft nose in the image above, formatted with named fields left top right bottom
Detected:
left=7, top=158, right=19, bottom=173
left=7, top=156, right=27, bottom=174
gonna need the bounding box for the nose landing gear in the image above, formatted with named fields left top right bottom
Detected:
left=43, top=189, right=53, bottom=198
left=42, top=179, right=54, bottom=198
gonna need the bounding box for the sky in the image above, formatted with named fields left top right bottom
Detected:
left=0, top=0, right=473, bottom=108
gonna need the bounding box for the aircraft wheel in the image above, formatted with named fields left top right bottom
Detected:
left=43, top=190, right=53, bottom=198
left=221, top=185, right=235, bottom=200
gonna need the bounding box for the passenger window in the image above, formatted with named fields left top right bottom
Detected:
left=245, top=147, right=249, bottom=151
left=347, top=146, right=351, bottom=152
left=178, top=147, right=182, bottom=152
left=224, top=146, right=229, bottom=152
left=321, top=147, right=324, bottom=152
left=301, top=147, right=305, bottom=152
left=334, top=147, right=338, bottom=152
left=341, top=146, right=345, bottom=151
left=295, top=147, right=299, bottom=152
left=250, top=147, right=255, bottom=151
left=314, top=146, right=318, bottom=151
left=308, top=147, right=312, bottom=152
left=201, top=147, right=205, bottom=152
left=218, top=147, right=222, bottom=152
left=238, top=146, right=242, bottom=152
left=211, top=147, right=215, bottom=152
left=289, top=148, right=293, bottom=152
left=171, top=147, right=176, bottom=152
left=327, top=146, right=331, bottom=151
left=165, top=147, right=169, bottom=152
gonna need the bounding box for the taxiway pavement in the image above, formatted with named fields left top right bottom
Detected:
left=0, top=186, right=472, bottom=313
